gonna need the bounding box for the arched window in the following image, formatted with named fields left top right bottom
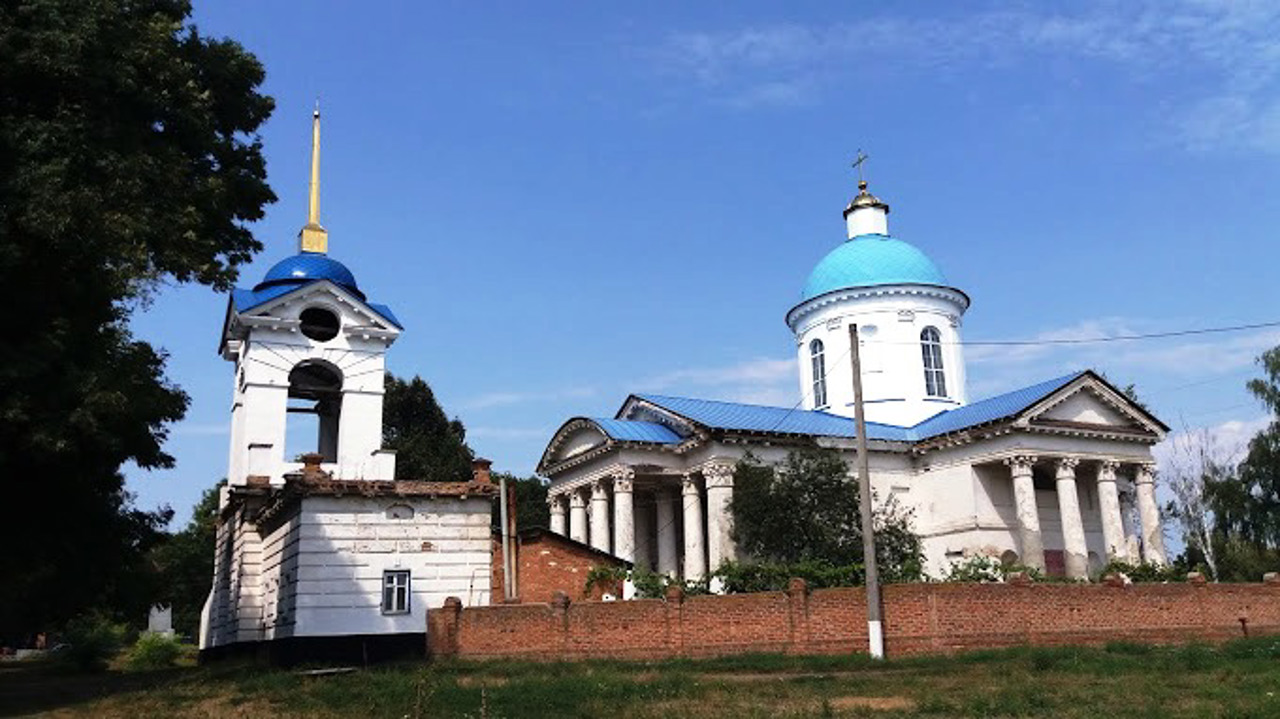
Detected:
left=810, top=339, right=828, bottom=408
left=287, top=361, right=343, bottom=461
left=920, top=327, right=947, bottom=397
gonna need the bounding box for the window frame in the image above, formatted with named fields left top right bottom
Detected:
left=382, top=569, right=411, bottom=615
left=809, top=338, right=828, bottom=408
left=920, top=326, right=948, bottom=398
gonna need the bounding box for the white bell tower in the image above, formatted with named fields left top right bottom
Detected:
left=219, top=110, right=402, bottom=485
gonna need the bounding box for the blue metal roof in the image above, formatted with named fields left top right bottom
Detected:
left=909, top=372, right=1085, bottom=439
left=802, top=234, right=951, bottom=301
left=633, top=394, right=912, bottom=441
left=229, top=254, right=403, bottom=330
left=591, top=418, right=684, bottom=444
left=632, top=371, right=1088, bottom=443
left=257, top=253, right=363, bottom=298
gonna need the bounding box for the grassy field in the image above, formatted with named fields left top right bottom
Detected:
left=3, top=637, right=1280, bottom=718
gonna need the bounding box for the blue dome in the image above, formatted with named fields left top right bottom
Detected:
left=801, top=234, right=948, bottom=301
left=255, top=253, right=364, bottom=299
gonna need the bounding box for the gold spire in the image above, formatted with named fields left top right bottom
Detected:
left=299, top=106, right=328, bottom=254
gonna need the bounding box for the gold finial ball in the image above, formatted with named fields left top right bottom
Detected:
left=858, top=180, right=868, bottom=191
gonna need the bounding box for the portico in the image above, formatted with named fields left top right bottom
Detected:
left=998, top=454, right=1163, bottom=579
left=543, top=462, right=739, bottom=580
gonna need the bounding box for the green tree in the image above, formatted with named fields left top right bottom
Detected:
left=491, top=472, right=550, bottom=531
left=0, top=0, right=273, bottom=634
left=382, top=374, right=474, bottom=482
left=1235, top=345, right=1280, bottom=548
left=730, top=450, right=923, bottom=581
left=149, top=482, right=223, bottom=639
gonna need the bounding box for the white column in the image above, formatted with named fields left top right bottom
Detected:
left=590, top=479, right=611, bottom=553
left=569, top=490, right=588, bottom=544
left=681, top=474, right=706, bottom=580
left=1135, top=463, right=1168, bottom=565
left=1055, top=457, right=1089, bottom=580
left=612, top=469, right=635, bottom=562
left=655, top=486, right=678, bottom=577
left=548, top=493, right=566, bottom=535
left=704, top=464, right=736, bottom=572
left=1096, top=460, right=1127, bottom=561
left=1004, top=455, right=1045, bottom=571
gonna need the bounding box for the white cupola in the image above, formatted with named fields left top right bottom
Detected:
left=785, top=180, right=970, bottom=427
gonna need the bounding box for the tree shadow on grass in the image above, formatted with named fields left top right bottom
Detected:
left=0, top=660, right=202, bottom=717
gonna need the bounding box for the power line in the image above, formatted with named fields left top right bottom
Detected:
left=957, top=320, right=1280, bottom=347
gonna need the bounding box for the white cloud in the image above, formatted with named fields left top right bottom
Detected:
left=653, top=2, right=1280, bottom=151
left=636, top=356, right=798, bottom=407
left=965, top=317, right=1280, bottom=378
left=172, top=422, right=229, bottom=437
left=1152, top=414, right=1270, bottom=471
left=467, top=426, right=552, bottom=441
left=462, top=386, right=596, bottom=410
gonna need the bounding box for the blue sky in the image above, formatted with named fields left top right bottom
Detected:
left=127, top=1, right=1280, bottom=524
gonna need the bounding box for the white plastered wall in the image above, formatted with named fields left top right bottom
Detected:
left=289, top=496, right=492, bottom=637
left=224, top=283, right=399, bottom=485
left=787, top=287, right=968, bottom=427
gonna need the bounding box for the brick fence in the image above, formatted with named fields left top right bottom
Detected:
left=427, top=575, right=1280, bottom=661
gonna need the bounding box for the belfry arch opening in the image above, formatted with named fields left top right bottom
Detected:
left=287, top=361, right=342, bottom=462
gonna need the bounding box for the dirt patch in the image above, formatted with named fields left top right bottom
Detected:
left=455, top=675, right=510, bottom=687
left=828, top=695, right=916, bottom=711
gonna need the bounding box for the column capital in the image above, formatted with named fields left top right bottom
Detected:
left=613, top=477, right=634, bottom=493
left=612, top=466, right=636, bottom=483
left=1097, top=459, right=1121, bottom=480
left=1134, top=463, right=1157, bottom=485
left=569, top=490, right=587, bottom=508
left=681, top=473, right=700, bottom=495
left=703, top=463, right=735, bottom=488
left=1055, top=457, right=1080, bottom=477
left=547, top=493, right=566, bottom=511
left=1004, top=455, right=1038, bottom=474
left=591, top=479, right=610, bottom=499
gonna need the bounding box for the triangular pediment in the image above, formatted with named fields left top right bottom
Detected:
left=616, top=397, right=700, bottom=437
left=246, top=281, right=396, bottom=332
left=1019, top=374, right=1166, bottom=439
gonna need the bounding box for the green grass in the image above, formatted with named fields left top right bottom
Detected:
left=3, top=637, right=1280, bottom=717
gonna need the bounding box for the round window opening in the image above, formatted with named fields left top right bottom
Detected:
left=299, top=307, right=340, bottom=342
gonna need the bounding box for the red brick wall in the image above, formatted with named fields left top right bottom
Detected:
left=430, top=578, right=1280, bottom=661
left=490, top=533, right=628, bottom=605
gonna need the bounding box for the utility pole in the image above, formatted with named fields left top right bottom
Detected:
left=848, top=323, right=884, bottom=659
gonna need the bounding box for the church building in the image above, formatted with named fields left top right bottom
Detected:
left=200, top=112, right=495, bottom=661
left=538, top=178, right=1170, bottom=581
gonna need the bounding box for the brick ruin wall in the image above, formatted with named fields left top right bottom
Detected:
left=428, top=577, right=1280, bottom=661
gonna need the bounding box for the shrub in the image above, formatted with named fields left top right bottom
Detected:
left=127, top=631, right=182, bottom=670
left=60, top=613, right=129, bottom=672
left=1100, top=560, right=1183, bottom=583
left=941, top=556, right=1045, bottom=583
left=713, top=559, right=865, bottom=593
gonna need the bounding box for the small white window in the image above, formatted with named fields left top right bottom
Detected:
left=382, top=570, right=410, bottom=614
left=810, top=339, right=828, bottom=408
left=921, top=327, right=947, bottom=397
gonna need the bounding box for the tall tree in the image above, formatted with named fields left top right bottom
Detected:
left=149, top=482, right=223, bottom=639
left=382, top=373, right=474, bottom=482
left=0, top=0, right=273, bottom=634
left=730, top=450, right=922, bottom=580
left=1235, top=345, right=1280, bottom=548
left=490, top=472, right=550, bottom=531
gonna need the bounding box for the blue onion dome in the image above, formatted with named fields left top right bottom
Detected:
left=255, top=252, right=364, bottom=299
left=801, top=233, right=948, bottom=301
